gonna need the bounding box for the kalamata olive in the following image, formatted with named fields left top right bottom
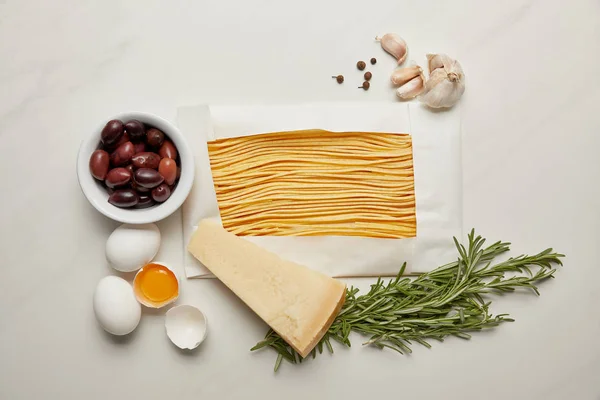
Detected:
left=125, top=164, right=134, bottom=175
left=108, top=189, right=139, bottom=208
left=133, top=142, right=146, bottom=154
left=151, top=183, right=171, bottom=203
left=105, top=167, right=132, bottom=188
left=130, top=180, right=150, bottom=193
left=159, top=140, right=177, bottom=160
left=135, top=195, right=156, bottom=209
left=131, top=152, right=161, bottom=169
left=113, top=132, right=130, bottom=148
left=89, top=149, right=110, bottom=180
left=146, top=128, right=165, bottom=147
left=176, top=167, right=181, bottom=179
left=104, top=132, right=131, bottom=153
left=110, top=141, right=135, bottom=167
left=101, top=120, right=124, bottom=146
left=158, top=158, right=177, bottom=185
left=124, top=120, right=145, bottom=142
left=134, top=168, right=164, bottom=188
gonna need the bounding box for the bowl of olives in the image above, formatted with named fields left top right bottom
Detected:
left=77, top=112, right=194, bottom=224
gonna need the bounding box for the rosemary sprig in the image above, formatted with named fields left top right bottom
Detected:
left=251, top=229, right=564, bottom=371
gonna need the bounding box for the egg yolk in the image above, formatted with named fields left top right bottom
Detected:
left=136, top=264, right=178, bottom=303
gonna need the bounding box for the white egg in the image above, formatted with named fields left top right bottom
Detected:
left=93, top=276, right=141, bottom=336
left=106, top=223, right=161, bottom=272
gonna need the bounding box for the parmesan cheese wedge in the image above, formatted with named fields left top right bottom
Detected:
left=187, top=219, right=346, bottom=358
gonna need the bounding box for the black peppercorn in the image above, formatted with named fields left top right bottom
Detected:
left=358, top=81, right=370, bottom=90
left=364, top=71, right=372, bottom=81
left=370, top=57, right=377, bottom=65
left=357, top=61, right=366, bottom=70
left=332, top=75, right=344, bottom=84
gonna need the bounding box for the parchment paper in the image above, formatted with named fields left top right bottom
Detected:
left=178, top=103, right=462, bottom=278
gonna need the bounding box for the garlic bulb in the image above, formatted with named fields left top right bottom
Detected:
left=419, top=54, right=465, bottom=108
left=390, top=65, right=422, bottom=86
left=375, top=34, right=408, bottom=64
left=396, top=71, right=425, bottom=100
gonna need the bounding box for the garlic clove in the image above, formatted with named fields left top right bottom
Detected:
left=396, top=75, right=424, bottom=100
left=426, top=53, right=460, bottom=76
left=390, top=66, right=422, bottom=86
left=427, top=54, right=445, bottom=73
left=376, top=33, right=408, bottom=64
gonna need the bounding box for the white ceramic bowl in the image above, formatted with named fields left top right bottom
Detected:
left=77, top=112, right=194, bottom=224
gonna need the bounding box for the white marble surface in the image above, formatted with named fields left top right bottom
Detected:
left=0, top=0, right=599, bottom=399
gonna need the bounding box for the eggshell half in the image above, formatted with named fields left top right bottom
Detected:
left=133, top=262, right=179, bottom=308
left=165, top=305, right=207, bottom=350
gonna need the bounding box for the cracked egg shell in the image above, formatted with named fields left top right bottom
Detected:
left=133, top=262, right=179, bottom=308
left=165, top=305, right=208, bottom=350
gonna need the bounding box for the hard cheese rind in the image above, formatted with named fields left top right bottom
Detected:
left=187, top=219, right=346, bottom=358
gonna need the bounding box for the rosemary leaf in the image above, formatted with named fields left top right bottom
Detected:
left=274, top=354, right=283, bottom=372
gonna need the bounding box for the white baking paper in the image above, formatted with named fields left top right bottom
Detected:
left=178, top=103, right=462, bottom=278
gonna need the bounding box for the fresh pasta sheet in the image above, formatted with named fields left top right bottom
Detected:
left=207, top=130, right=417, bottom=238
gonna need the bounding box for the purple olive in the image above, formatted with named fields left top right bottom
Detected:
left=124, top=120, right=146, bottom=142
left=130, top=179, right=150, bottom=193
left=110, top=141, right=135, bottom=167
left=131, top=152, right=161, bottom=169
left=112, top=132, right=130, bottom=149
left=151, top=183, right=171, bottom=203
left=105, top=168, right=132, bottom=188
left=135, top=195, right=156, bottom=209
left=133, top=142, right=146, bottom=154
left=101, top=120, right=124, bottom=146
left=134, top=168, right=164, bottom=188
left=108, top=189, right=139, bottom=208
left=89, top=150, right=110, bottom=180
left=146, top=128, right=165, bottom=148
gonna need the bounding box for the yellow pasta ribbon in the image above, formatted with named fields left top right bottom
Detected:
left=207, top=130, right=417, bottom=238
